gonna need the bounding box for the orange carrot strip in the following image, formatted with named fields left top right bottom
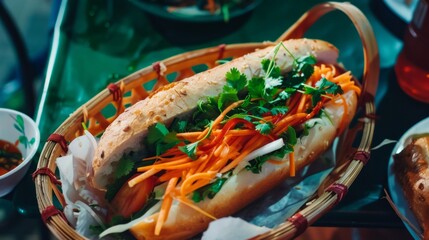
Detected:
left=154, top=177, right=178, bottom=235
left=296, top=94, right=308, bottom=113
left=220, top=136, right=265, bottom=174
left=180, top=171, right=217, bottom=197
left=128, top=168, right=161, bottom=187
left=186, top=155, right=209, bottom=178
left=195, top=149, right=216, bottom=174
left=197, top=100, right=244, bottom=140
left=273, top=113, right=307, bottom=135
left=287, top=93, right=302, bottom=115
left=340, top=83, right=361, bottom=95
left=210, top=152, right=241, bottom=172
left=177, top=129, right=256, bottom=141
left=137, top=158, right=190, bottom=171
left=333, top=71, right=352, bottom=83
left=289, top=152, right=296, bottom=177
left=220, top=143, right=263, bottom=173
left=182, top=178, right=212, bottom=197
left=158, top=170, right=182, bottom=182
left=174, top=196, right=217, bottom=220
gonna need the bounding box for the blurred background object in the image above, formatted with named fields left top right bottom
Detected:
left=128, top=0, right=263, bottom=45
left=0, top=0, right=58, bottom=117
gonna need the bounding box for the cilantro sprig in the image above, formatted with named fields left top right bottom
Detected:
left=178, top=122, right=213, bottom=159
left=303, top=77, right=344, bottom=106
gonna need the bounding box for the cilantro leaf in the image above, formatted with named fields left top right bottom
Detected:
left=146, top=122, right=181, bottom=156
left=304, top=78, right=344, bottom=106
left=317, top=77, right=344, bottom=95
left=225, top=67, right=247, bottom=91
left=284, top=126, right=297, bottom=146
left=170, top=118, right=188, bottom=133
left=193, top=98, right=220, bottom=129
left=246, top=156, right=269, bottom=173
left=178, top=122, right=213, bottom=160
left=284, top=55, right=316, bottom=88
left=115, top=156, right=134, bottom=179
left=248, top=77, right=265, bottom=99
left=270, top=106, right=289, bottom=115
left=304, top=85, right=322, bottom=106
left=261, top=58, right=281, bottom=78
left=264, top=77, right=283, bottom=89
left=146, top=123, right=169, bottom=145
left=156, top=132, right=181, bottom=156
left=218, top=85, right=239, bottom=111
left=178, top=141, right=199, bottom=160
left=192, top=177, right=228, bottom=202
left=255, top=122, right=273, bottom=135
left=105, top=174, right=129, bottom=202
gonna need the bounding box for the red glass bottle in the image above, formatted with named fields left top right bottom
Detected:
left=395, top=0, right=429, bottom=103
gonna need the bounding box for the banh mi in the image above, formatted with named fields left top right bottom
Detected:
left=88, top=38, right=360, bottom=239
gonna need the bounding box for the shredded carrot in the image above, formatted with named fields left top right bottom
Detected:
left=132, top=63, right=360, bottom=236
left=177, top=129, right=256, bottom=141
left=289, top=152, right=295, bottom=177
left=180, top=171, right=217, bottom=197
left=340, top=82, right=361, bottom=95
left=128, top=168, right=161, bottom=188
left=286, top=93, right=302, bottom=115
left=197, top=100, right=244, bottom=140
left=174, top=196, right=217, bottom=220
left=154, top=177, right=178, bottom=235
left=297, top=94, right=309, bottom=113
left=158, top=170, right=182, bottom=182
left=196, top=149, right=216, bottom=174
left=273, top=113, right=307, bottom=135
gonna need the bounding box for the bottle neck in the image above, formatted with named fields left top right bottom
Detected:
left=403, top=0, right=429, bottom=70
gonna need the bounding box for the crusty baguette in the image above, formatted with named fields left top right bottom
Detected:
left=91, top=39, right=339, bottom=190
left=128, top=90, right=358, bottom=240
left=91, top=38, right=359, bottom=240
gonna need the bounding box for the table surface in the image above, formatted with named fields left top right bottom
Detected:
left=3, top=0, right=429, bottom=238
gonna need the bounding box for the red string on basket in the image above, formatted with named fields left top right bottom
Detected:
left=364, top=112, right=378, bottom=120
left=107, top=83, right=122, bottom=101
left=354, top=150, right=370, bottom=165
left=153, top=62, right=163, bottom=77
left=217, top=44, right=226, bottom=60
left=287, top=212, right=308, bottom=238
left=327, top=182, right=348, bottom=205
left=41, top=205, right=67, bottom=224
left=32, top=167, right=61, bottom=185
left=47, top=133, right=68, bottom=153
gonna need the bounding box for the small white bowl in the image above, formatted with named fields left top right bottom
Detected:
left=0, top=108, right=40, bottom=197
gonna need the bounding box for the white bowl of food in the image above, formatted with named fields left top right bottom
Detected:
left=0, top=108, right=40, bottom=197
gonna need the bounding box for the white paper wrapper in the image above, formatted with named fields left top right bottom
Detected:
left=202, top=217, right=271, bottom=240
left=56, top=131, right=106, bottom=239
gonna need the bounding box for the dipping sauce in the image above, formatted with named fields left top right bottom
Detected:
left=0, top=139, right=23, bottom=176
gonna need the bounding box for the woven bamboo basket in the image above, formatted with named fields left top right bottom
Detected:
left=34, top=2, right=379, bottom=239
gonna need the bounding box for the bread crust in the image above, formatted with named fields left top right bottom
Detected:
left=91, top=39, right=339, bottom=189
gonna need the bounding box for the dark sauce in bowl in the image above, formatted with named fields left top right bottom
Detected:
left=0, top=140, right=23, bottom=176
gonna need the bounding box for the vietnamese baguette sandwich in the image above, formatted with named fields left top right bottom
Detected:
left=87, top=38, right=360, bottom=239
